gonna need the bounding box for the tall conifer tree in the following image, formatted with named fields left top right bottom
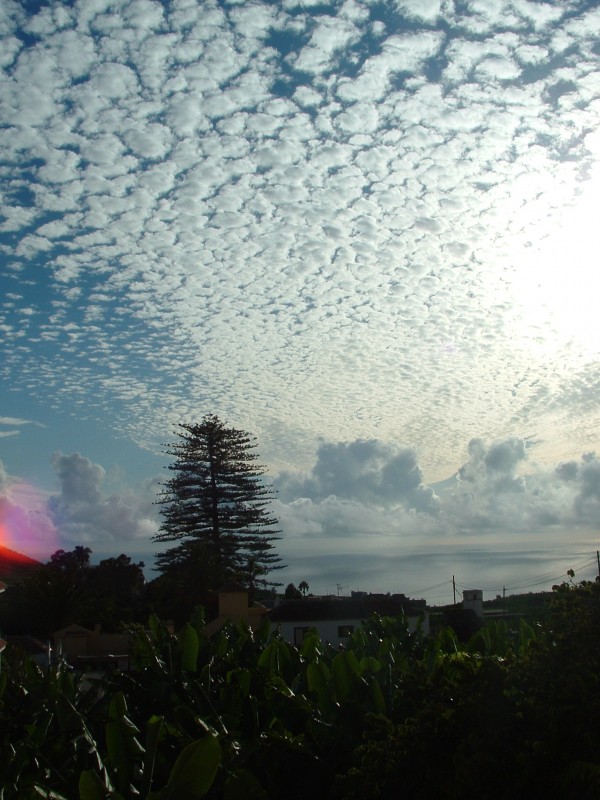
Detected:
left=154, top=415, right=283, bottom=591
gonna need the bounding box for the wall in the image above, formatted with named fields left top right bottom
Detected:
left=276, top=612, right=428, bottom=647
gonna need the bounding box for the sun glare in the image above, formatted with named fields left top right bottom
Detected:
left=508, top=160, right=600, bottom=358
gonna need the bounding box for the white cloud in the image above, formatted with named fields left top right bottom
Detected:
left=475, top=54, right=521, bottom=81
left=277, top=437, right=439, bottom=514
left=1, top=0, right=598, bottom=493
left=274, top=436, right=600, bottom=555
left=335, top=101, right=380, bottom=133
left=0, top=416, right=41, bottom=426
left=393, top=0, right=445, bottom=24
left=511, top=0, right=564, bottom=29
left=291, top=14, right=361, bottom=75
left=47, top=452, right=160, bottom=544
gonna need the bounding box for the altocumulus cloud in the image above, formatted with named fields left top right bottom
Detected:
left=1, top=0, right=600, bottom=483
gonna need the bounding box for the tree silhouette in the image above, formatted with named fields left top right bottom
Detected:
left=298, top=580, right=309, bottom=596
left=153, top=415, right=283, bottom=595
left=10, top=547, right=93, bottom=635
left=3, top=548, right=147, bottom=635
left=88, top=554, right=145, bottom=629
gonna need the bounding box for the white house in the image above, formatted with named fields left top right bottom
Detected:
left=462, top=589, right=483, bottom=618
left=268, top=594, right=429, bottom=648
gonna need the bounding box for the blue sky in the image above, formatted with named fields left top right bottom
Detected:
left=2, top=0, right=600, bottom=601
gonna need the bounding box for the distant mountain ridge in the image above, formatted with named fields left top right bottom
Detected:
left=0, top=544, right=40, bottom=577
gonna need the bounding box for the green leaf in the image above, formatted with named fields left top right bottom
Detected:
left=359, top=656, right=382, bottom=675
left=109, top=691, right=129, bottom=721
left=257, top=641, right=280, bottom=674
left=163, top=734, right=221, bottom=799
left=299, top=630, right=321, bottom=660
left=224, top=768, right=268, bottom=800
left=226, top=667, right=251, bottom=696
left=254, top=618, right=271, bottom=645
left=369, top=676, right=386, bottom=714
left=79, top=770, right=109, bottom=800
left=105, top=692, right=144, bottom=796
left=180, top=623, right=200, bottom=672
left=257, top=639, right=292, bottom=677
left=148, top=613, right=162, bottom=640
left=106, top=692, right=143, bottom=762
left=306, top=661, right=332, bottom=711
left=518, top=618, right=536, bottom=652
left=214, top=629, right=230, bottom=658
left=268, top=675, right=294, bottom=698
left=189, top=605, right=206, bottom=632
left=438, top=627, right=459, bottom=654
left=332, top=651, right=357, bottom=702
left=33, top=786, right=71, bottom=800
left=56, top=693, right=83, bottom=733
left=141, top=716, right=164, bottom=798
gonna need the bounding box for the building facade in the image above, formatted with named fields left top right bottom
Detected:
left=269, top=594, right=429, bottom=647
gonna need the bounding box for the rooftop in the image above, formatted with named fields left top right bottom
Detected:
left=269, top=593, right=427, bottom=623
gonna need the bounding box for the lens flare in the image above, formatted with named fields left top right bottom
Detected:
left=0, top=482, right=59, bottom=560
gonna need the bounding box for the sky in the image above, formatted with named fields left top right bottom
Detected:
left=1, top=0, right=600, bottom=603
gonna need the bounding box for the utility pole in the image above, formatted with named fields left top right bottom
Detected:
left=503, top=586, right=506, bottom=618
left=452, top=575, right=457, bottom=606
left=596, top=551, right=600, bottom=580
left=0, top=581, right=6, bottom=674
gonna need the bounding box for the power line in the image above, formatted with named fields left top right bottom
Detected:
left=404, top=578, right=453, bottom=596
left=452, top=553, right=598, bottom=595
left=505, top=556, right=597, bottom=592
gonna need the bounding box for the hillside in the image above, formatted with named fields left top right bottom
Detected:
left=483, top=590, right=555, bottom=623
left=0, top=544, right=40, bottom=579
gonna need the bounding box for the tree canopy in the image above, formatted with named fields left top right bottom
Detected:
left=153, top=415, right=283, bottom=597
left=0, top=548, right=145, bottom=637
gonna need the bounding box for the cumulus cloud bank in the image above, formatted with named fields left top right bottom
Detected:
left=277, top=438, right=439, bottom=512
left=276, top=435, right=600, bottom=542
left=2, top=435, right=598, bottom=595
left=47, top=452, right=159, bottom=545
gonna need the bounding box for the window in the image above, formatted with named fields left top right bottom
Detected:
left=338, top=625, right=354, bottom=638
left=294, top=627, right=311, bottom=645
